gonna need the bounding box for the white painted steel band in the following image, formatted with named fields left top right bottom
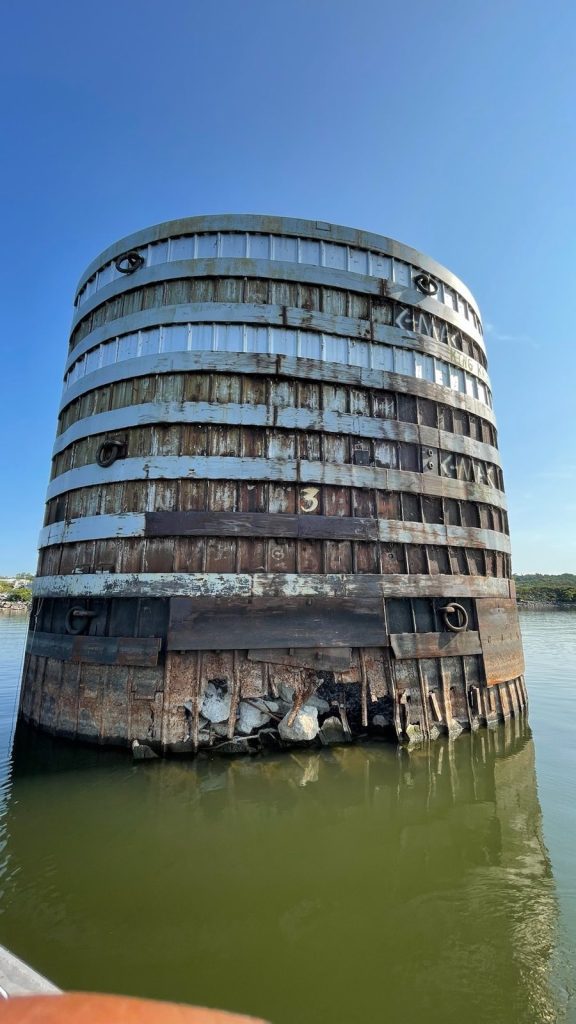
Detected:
left=38, top=513, right=511, bottom=553
left=58, top=351, right=499, bottom=427
left=45, top=456, right=508, bottom=509
left=71, top=258, right=484, bottom=352
left=53, top=401, right=502, bottom=466
left=63, top=325, right=492, bottom=410
left=66, top=304, right=491, bottom=387
left=75, top=215, right=481, bottom=323
left=33, top=572, right=510, bottom=600
left=75, top=232, right=480, bottom=330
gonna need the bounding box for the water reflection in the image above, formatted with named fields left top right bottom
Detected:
left=0, top=719, right=560, bottom=1024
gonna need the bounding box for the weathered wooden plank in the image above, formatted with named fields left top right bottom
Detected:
left=38, top=511, right=512, bottom=554
left=59, top=351, right=497, bottom=427
left=145, top=510, right=378, bottom=540
left=390, top=631, right=482, bottom=659
left=53, top=398, right=500, bottom=465
left=66, top=302, right=490, bottom=384
left=75, top=215, right=481, bottom=316
left=33, top=571, right=511, bottom=600
left=247, top=647, right=354, bottom=670
left=46, top=456, right=507, bottom=509
left=26, top=632, right=74, bottom=660
left=476, top=598, right=525, bottom=685
left=167, top=596, right=386, bottom=650
left=26, top=632, right=161, bottom=666
left=71, top=257, right=483, bottom=347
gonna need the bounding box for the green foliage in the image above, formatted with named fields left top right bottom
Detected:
left=3, top=588, right=31, bottom=602
left=0, top=578, right=32, bottom=603
left=514, top=574, right=576, bottom=605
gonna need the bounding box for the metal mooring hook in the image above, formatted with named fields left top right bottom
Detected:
left=65, top=607, right=98, bottom=635
left=114, top=250, right=145, bottom=274
left=96, top=438, right=127, bottom=467
left=440, top=602, right=469, bottom=632
left=414, top=273, right=438, bottom=296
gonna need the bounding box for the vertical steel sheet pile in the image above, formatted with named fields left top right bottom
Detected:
left=20, top=215, right=526, bottom=752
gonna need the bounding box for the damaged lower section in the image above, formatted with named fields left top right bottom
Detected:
left=19, top=632, right=527, bottom=756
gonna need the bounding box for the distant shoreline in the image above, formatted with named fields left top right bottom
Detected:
left=517, top=600, right=576, bottom=611
left=0, top=601, right=30, bottom=615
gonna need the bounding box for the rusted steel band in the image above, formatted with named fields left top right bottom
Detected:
left=53, top=401, right=502, bottom=465
left=32, top=571, right=512, bottom=600
left=66, top=303, right=489, bottom=385
left=75, top=214, right=481, bottom=320
left=26, top=632, right=161, bottom=666
left=37, top=511, right=511, bottom=552
left=45, top=455, right=507, bottom=508
left=59, top=351, right=498, bottom=427
left=24, top=620, right=484, bottom=658
left=390, top=631, right=482, bottom=658
left=70, top=258, right=484, bottom=349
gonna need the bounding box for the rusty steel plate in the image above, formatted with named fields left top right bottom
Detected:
left=390, top=631, right=482, bottom=660
left=476, top=598, right=525, bottom=685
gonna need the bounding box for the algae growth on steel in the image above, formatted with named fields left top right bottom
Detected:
left=19, top=215, right=526, bottom=753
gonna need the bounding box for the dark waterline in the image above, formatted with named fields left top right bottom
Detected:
left=0, top=612, right=574, bottom=1024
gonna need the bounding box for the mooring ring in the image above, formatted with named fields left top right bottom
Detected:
left=96, top=439, right=125, bottom=468
left=414, top=273, right=438, bottom=296
left=65, top=607, right=98, bottom=635
left=440, top=602, right=469, bottom=632
left=114, top=250, right=145, bottom=274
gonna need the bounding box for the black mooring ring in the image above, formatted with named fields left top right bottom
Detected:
left=440, top=602, right=469, bottom=633
left=65, top=607, right=97, bottom=636
left=414, top=273, right=438, bottom=296
left=96, top=440, right=124, bottom=468
left=114, top=251, right=145, bottom=274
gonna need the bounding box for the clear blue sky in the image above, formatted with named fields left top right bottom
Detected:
left=1, top=0, right=574, bottom=575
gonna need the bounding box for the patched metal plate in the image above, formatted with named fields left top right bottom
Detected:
left=476, top=598, right=525, bottom=685
left=390, top=631, right=482, bottom=660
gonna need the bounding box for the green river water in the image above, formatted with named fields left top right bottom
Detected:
left=0, top=611, right=574, bottom=1023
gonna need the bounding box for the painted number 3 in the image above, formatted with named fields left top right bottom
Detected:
left=300, top=487, right=319, bottom=513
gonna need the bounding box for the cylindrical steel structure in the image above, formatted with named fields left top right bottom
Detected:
left=20, top=215, right=526, bottom=752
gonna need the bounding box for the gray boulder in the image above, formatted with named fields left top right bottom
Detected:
left=132, top=739, right=158, bottom=760
left=236, top=701, right=272, bottom=735
left=405, top=723, right=423, bottom=744
left=306, top=693, right=330, bottom=714
left=448, top=718, right=465, bottom=739
left=278, top=705, right=319, bottom=743
left=201, top=683, right=232, bottom=723
left=319, top=716, right=348, bottom=745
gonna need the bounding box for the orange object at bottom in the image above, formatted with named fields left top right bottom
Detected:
left=1, top=993, right=269, bottom=1024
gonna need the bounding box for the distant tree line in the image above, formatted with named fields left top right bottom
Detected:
left=0, top=575, right=33, bottom=603
left=514, top=574, right=576, bottom=605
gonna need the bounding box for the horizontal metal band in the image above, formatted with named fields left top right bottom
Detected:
left=64, top=323, right=491, bottom=411
left=32, top=572, right=512, bottom=600
left=390, top=631, right=482, bottom=659
left=45, top=456, right=507, bottom=508
left=71, top=258, right=484, bottom=351
left=59, top=350, right=498, bottom=427
left=167, top=594, right=388, bottom=649
left=26, top=632, right=161, bottom=666
left=37, top=511, right=511, bottom=553
left=53, top=400, right=501, bottom=465
left=76, top=215, right=481, bottom=319
left=66, top=303, right=490, bottom=385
